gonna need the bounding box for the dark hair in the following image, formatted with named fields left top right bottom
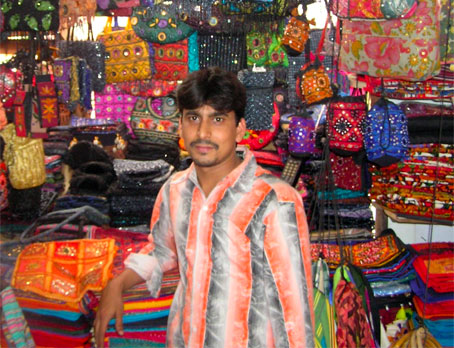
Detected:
left=176, top=67, right=246, bottom=124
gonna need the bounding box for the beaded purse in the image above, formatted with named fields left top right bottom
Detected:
left=327, top=96, right=367, bottom=156
left=238, top=69, right=275, bottom=130
left=152, top=39, right=189, bottom=81
left=288, top=113, right=317, bottom=157
left=130, top=95, right=180, bottom=146
left=364, top=98, right=409, bottom=167
left=131, top=3, right=195, bottom=44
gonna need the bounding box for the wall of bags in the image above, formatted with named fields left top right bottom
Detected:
left=0, top=0, right=453, bottom=347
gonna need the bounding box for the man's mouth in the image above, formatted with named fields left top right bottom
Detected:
left=190, top=141, right=219, bottom=154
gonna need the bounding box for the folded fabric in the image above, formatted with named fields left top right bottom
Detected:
left=413, top=295, right=454, bottom=320
left=410, top=273, right=454, bottom=303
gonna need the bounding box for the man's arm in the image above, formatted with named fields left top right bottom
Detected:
left=263, top=184, right=315, bottom=348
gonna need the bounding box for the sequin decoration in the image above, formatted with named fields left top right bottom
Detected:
left=12, top=239, right=117, bottom=302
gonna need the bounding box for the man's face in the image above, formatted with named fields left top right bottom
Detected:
left=179, top=104, right=246, bottom=169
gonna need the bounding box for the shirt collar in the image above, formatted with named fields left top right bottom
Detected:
left=187, top=148, right=256, bottom=193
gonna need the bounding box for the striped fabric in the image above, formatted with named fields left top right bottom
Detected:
left=125, top=150, right=315, bottom=348
left=1, top=286, right=35, bottom=348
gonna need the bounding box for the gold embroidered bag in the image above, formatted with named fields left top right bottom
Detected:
left=97, top=18, right=152, bottom=83
left=0, top=123, right=46, bottom=190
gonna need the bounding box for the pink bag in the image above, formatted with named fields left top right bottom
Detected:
left=94, top=84, right=137, bottom=133
left=339, top=0, right=441, bottom=81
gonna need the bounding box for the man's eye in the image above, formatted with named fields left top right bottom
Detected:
left=189, top=116, right=199, bottom=121
left=214, top=117, right=224, bottom=122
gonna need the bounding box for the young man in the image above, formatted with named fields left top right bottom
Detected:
left=94, top=67, right=315, bottom=348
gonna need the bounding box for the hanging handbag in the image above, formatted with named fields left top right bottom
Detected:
left=295, top=19, right=333, bottom=106
left=363, top=98, right=409, bottom=167
left=246, top=26, right=289, bottom=68
left=1, top=0, right=59, bottom=31
left=238, top=69, right=275, bottom=130
left=330, top=0, right=417, bottom=19
left=339, top=0, right=441, bottom=81
left=327, top=95, right=367, bottom=156
left=131, top=2, right=195, bottom=44
left=0, top=123, right=46, bottom=190
left=152, top=39, right=189, bottom=81
left=97, top=17, right=152, bottom=83
left=288, top=112, right=317, bottom=157
left=197, top=32, right=247, bottom=72
left=282, top=7, right=315, bottom=56
left=130, top=95, right=180, bottom=146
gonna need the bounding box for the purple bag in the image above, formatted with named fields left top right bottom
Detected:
left=94, top=84, right=137, bottom=134
left=288, top=114, right=318, bottom=157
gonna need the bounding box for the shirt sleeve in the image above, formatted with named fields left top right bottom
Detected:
left=262, top=184, right=315, bottom=348
left=124, top=181, right=178, bottom=297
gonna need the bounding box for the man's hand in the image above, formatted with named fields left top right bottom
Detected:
left=94, top=278, right=125, bottom=348
left=94, top=269, right=145, bottom=348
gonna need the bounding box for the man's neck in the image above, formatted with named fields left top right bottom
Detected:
left=195, top=155, right=243, bottom=197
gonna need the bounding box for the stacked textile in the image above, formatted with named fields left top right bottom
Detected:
left=109, top=159, right=174, bottom=227
left=410, top=243, right=454, bottom=347
left=44, top=154, right=64, bottom=191
left=14, top=289, right=98, bottom=347
left=369, top=144, right=454, bottom=223
left=103, top=292, right=172, bottom=348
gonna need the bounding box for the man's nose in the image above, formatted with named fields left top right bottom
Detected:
left=197, top=118, right=211, bottom=139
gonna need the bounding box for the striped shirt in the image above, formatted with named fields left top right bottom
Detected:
left=125, top=150, right=315, bottom=348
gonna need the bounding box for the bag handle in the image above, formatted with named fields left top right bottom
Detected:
left=103, top=17, right=113, bottom=34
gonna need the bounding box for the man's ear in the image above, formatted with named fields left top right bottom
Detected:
left=235, top=118, right=246, bottom=143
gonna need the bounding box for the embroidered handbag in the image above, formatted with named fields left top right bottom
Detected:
left=328, top=152, right=365, bottom=192
left=97, top=17, right=152, bottom=83
left=339, top=0, right=441, bottom=81
left=296, top=59, right=333, bottom=105
left=94, top=83, right=137, bottom=133
left=53, top=58, right=72, bottom=103
left=152, top=39, right=189, bottom=81
left=1, top=0, right=59, bottom=31
left=35, top=74, right=59, bottom=128
left=11, top=238, right=117, bottom=303
left=246, top=28, right=289, bottom=67
left=330, top=0, right=417, bottom=19
left=131, top=3, right=195, bottom=44
left=363, top=98, right=409, bottom=167
left=238, top=69, right=275, bottom=130
left=282, top=8, right=315, bottom=56
left=0, top=123, right=46, bottom=190
left=327, top=96, right=367, bottom=156
left=288, top=112, right=317, bottom=157
left=130, top=95, right=180, bottom=146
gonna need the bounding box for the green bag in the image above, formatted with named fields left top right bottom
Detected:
left=131, top=3, right=195, bottom=44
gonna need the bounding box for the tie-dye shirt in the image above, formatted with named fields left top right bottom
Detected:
left=125, top=150, right=315, bottom=348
